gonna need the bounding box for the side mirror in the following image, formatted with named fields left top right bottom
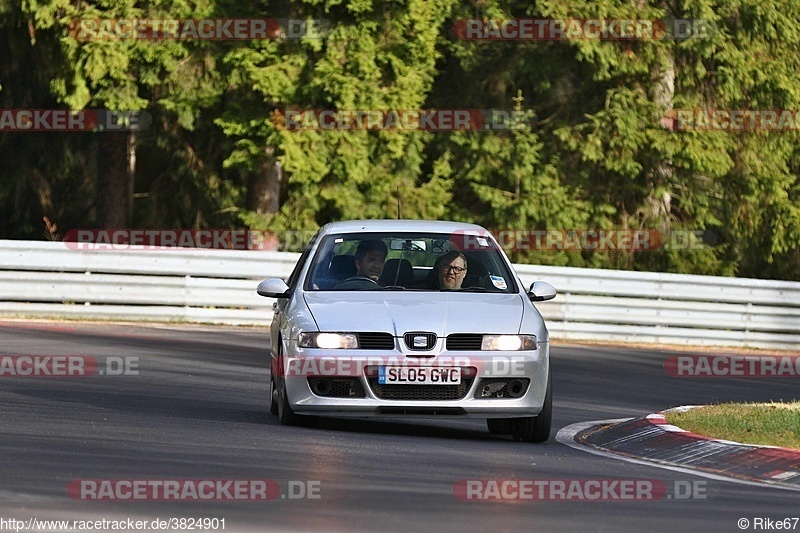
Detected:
left=257, top=278, right=290, bottom=298
left=527, top=281, right=556, bottom=302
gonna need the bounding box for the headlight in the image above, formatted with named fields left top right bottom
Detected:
left=481, top=335, right=537, bottom=351
left=297, top=332, right=358, bottom=349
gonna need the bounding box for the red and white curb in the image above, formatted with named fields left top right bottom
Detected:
left=556, top=407, right=800, bottom=492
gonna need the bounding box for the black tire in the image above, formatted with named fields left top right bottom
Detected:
left=269, top=343, right=281, bottom=416
left=273, top=342, right=317, bottom=427
left=510, top=370, right=552, bottom=443
left=269, top=373, right=278, bottom=415
left=272, top=340, right=298, bottom=425
left=487, top=418, right=513, bottom=435
left=277, top=375, right=301, bottom=426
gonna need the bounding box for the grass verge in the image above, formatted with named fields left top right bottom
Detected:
left=664, top=402, right=800, bottom=450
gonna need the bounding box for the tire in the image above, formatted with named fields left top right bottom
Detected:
left=487, top=418, right=513, bottom=435
left=272, top=340, right=298, bottom=424
left=269, top=343, right=281, bottom=415
left=269, top=373, right=278, bottom=415
left=273, top=342, right=316, bottom=427
left=277, top=375, right=301, bottom=426
left=510, top=370, right=552, bottom=443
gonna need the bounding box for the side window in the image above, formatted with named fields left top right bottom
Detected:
left=286, top=234, right=318, bottom=290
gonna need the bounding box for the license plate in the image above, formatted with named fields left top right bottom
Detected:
left=377, top=366, right=461, bottom=385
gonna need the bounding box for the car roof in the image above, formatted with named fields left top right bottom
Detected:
left=317, top=219, right=488, bottom=236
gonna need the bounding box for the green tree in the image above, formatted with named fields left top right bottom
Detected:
left=0, top=0, right=95, bottom=239
left=18, top=0, right=242, bottom=230
left=220, top=0, right=458, bottom=233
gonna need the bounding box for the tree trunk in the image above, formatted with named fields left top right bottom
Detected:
left=650, top=51, right=676, bottom=224
left=250, top=159, right=282, bottom=215
left=96, top=131, right=135, bottom=228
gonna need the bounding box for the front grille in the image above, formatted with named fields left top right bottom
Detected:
left=404, top=332, right=437, bottom=351
left=446, top=334, right=483, bottom=351
left=307, top=377, right=366, bottom=398
left=356, top=332, right=395, bottom=350
left=474, top=378, right=530, bottom=399
left=366, top=367, right=476, bottom=400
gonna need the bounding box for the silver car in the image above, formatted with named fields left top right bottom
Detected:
left=257, top=220, right=557, bottom=442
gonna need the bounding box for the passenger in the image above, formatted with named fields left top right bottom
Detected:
left=436, top=251, right=468, bottom=290
left=354, top=240, right=388, bottom=281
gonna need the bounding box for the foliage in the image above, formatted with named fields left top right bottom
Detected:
left=1, top=0, right=799, bottom=280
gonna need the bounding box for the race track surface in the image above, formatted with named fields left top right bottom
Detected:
left=0, top=321, right=796, bottom=532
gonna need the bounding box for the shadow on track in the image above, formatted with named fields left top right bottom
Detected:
left=289, top=414, right=550, bottom=444
left=10, top=388, right=269, bottom=425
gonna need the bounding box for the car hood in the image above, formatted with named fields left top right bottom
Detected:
left=303, top=292, right=524, bottom=336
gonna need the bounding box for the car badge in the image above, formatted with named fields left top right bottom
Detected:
left=413, top=336, right=427, bottom=348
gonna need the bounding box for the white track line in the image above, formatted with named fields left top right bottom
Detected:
left=556, top=419, right=800, bottom=493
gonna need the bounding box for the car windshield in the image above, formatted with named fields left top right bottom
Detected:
left=304, top=231, right=517, bottom=293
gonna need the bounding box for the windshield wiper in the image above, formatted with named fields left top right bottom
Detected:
left=382, top=285, right=407, bottom=290
left=452, top=286, right=487, bottom=292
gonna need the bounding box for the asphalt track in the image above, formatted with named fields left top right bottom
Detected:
left=0, top=321, right=797, bottom=532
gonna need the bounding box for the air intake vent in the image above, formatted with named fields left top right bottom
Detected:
left=446, top=334, right=483, bottom=351
left=368, top=380, right=474, bottom=401
left=474, top=378, right=530, bottom=399
left=308, top=378, right=366, bottom=398
left=356, top=332, right=395, bottom=350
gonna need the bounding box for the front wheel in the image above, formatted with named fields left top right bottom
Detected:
left=510, top=370, right=552, bottom=443
left=269, top=373, right=278, bottom=415
left=269, top=345, right=281, bottom=415
left=276, top=375, right=301, bottom=426
left=272, top=341, right=297, bottom=424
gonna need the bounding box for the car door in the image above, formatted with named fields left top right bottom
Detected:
left=270, top=233, right=318, bottom=357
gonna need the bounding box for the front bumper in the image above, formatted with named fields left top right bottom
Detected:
left=277, top=342, right=550, bottom=418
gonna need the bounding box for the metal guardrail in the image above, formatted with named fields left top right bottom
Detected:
left=515, top=264, right=800, bottom=350
left=0, top=240, right=298, bottom=325
left=1, top=240, right=799, bottom=350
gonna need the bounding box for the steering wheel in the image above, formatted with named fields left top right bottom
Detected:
left=332, top=276, right=382, bottom=290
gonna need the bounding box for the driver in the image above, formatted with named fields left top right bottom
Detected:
left=354, top=240, right=388, bottom=281
left=436, top=251, right=468, bottom=290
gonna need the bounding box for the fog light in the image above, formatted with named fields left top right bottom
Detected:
left=481, top=381, right=507, bottom=397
